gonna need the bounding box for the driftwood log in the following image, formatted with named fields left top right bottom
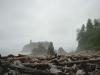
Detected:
left=65, top=58, right=100, bottom=65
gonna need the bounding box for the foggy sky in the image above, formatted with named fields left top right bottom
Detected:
left=0, top=0, right=100, bottom=55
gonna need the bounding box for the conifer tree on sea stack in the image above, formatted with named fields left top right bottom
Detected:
left=47, top=42, right=55, bottom=56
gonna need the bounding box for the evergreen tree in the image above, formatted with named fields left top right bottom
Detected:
left=77, top=19, right=100, bottom=50
left=86, top=19, right=93, bottom=32
left=77, top=24, right=85, bottom=41
left=47, top=42, right=55, bottom=56
left=94, top=19, right=100, bottom=29
left=77, top=24, right=86, bottom=50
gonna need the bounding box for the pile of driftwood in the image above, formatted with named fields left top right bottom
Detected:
left=0, top=54, right=100, bottom=75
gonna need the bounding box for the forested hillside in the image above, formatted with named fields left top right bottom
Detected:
left=77, top=19, right=100, bottom=50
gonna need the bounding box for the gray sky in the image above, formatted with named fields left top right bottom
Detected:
left=0, top=0, right=100, bottom=55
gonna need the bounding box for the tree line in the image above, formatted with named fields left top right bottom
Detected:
left=77, top=19, right=100, bottom=50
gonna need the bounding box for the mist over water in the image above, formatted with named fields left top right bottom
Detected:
left=0, top=48, right=20, bottom=56
left=0, top=0, right=100, bottom=55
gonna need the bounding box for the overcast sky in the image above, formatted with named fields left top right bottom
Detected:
left=0, top=0, right=100, bottom=55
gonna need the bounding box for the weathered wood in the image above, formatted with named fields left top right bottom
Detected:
left=23, top=63, right=51, bottom=70
left=66, top=58, right=100, bottom=65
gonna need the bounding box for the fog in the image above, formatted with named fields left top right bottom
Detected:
left=0, top=0, right=100, bottom=55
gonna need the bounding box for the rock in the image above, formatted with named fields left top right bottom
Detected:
left=57, top=47, right=67, bottom=56
left=23, top=41, right=50, bottom=51
left=22, top=41, right=51, bottom=57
